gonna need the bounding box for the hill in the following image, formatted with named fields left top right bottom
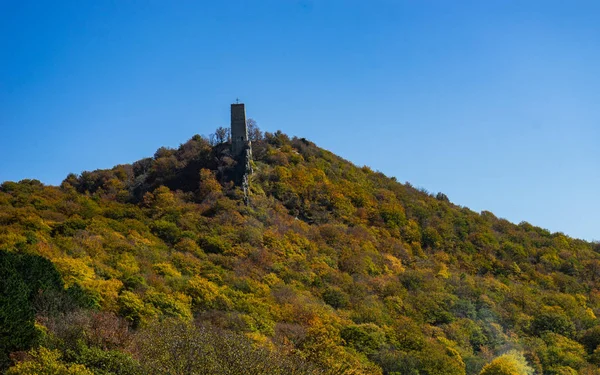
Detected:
left=1, top=128, right=599, bottom=375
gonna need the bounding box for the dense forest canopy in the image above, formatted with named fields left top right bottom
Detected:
left=1, top=126, right=599, bottom=375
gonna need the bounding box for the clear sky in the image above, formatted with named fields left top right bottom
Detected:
left=1, top=1, right=598, bottom=241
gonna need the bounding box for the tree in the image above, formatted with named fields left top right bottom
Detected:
left=0, top=251, right=66, bottom=370
left=0, top=252, right=35, bottom=369
left=340, top=323, right=386, bottom=355
left=134, top=320, right=322, bottom=375
left=6, top=347, right=94, bottom=375
left=247, top=118, right=263, bottom=141
left=214, top=127, right=230, bottom=144
left=70, top=345, right=141, bottom=375
left=530, top=306, right=575, bottom=338
left=580, top=325, right=600, bottom=354
left=198, top=168, right=222, bottom=201
left=479, top=351, right=534, bottom=375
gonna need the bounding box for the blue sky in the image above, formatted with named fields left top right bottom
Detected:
left=1, top=1, right=598, bottom=241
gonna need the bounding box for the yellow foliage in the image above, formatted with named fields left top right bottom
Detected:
left=262, top=273, right=283, bottom=287
left=127, top=229, right=154, bottom=246
left=174, top=237, right=204, bottom=257
left=383, top=253, right=405, bottom=274
left=82, top=278, right=123, bottom=311
left=35, top=241, right=61, bottom=258
left=245, top=330, right=272, bottom=349
left=144, top=290, right=193, bottom=321
left=480, top=351, right=534, bottom=375
left=152, top=186, right=176, bottom=211
left=585, top=307, right=597, bottom=320
left=53, top=256, right=95, bottom=287
left=437, top=263, right=450, bottom=279
left=0, top=232, right=28, bottom=249
left=198, top=168, right=222, bottom=199
left=153, top=262, right=182, bottom=278
left=273, top=166, right=292, bottom=182
left=118, top=290, right=158, bottom=327
left=115, top=252, right=140, bottom=275
left=79, top=234, right=103, bottom=257
left=6, top=347, right=94, bottom=375
left=186, top=276, right=231, bottom=310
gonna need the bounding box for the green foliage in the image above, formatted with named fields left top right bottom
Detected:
left=0, top=251, right=66, bottom=369
left=199, top=234, right=231, bottom=254
left=541, top=333, right=586, bottom=371
left=581, top=326, right=600, bottom=354
left=530, top=306, right=575, bottom=337
left=149, top=220, right=181, bottom=245
left=0, top=252, right=36, bottom=368
left=69, top=345, right=141, bottom=375
left=340, top=323, right=385, bottom=355
left=322, top=286, right=350, bottom=309
left=373, top=341, right=466, bottom=375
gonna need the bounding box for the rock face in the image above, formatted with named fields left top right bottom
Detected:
left=230, top=103, right=252, bottom=204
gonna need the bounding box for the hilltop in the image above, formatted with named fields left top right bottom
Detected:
left=1, top=127, right=600, bottom=375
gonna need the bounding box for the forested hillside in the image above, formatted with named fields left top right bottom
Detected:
left=1, top=128, right=599, bottom=375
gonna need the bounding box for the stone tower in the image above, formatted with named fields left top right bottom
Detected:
left=230, top=102, right=253, bottom=204
left=231, top=103, right=248, bottom=157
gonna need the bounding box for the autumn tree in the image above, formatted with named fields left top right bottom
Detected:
left=479, top=351, right=534, bottom=375
left=6, top=348, right=94, bottom=375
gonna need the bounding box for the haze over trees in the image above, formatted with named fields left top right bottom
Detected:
left=1, top=123, right=600, bottom=374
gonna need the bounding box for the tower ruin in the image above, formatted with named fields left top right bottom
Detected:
left=231, top=103, right=248, bottom=157
left=230, top=101, right=253, bottom=204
